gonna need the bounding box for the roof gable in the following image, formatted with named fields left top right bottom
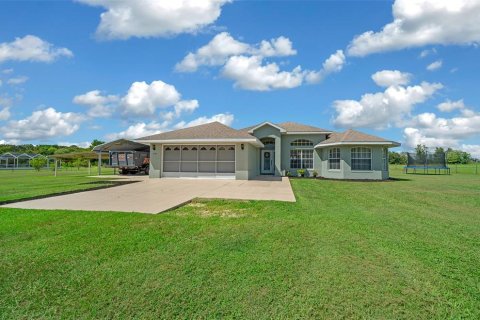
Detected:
left=136, top=121, right=256, bottom=141
left=315, top=129, right=400, bottom=147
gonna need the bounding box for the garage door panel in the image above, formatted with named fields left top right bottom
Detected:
left=199, top=162, right=215, bottom=173
left=164, top=161, right=179, bottom=172
left=217, top=162, right=235, bottom=173
left=181, top=162, right=197, bottom=172
left=162, top=144, right=235, bottom=177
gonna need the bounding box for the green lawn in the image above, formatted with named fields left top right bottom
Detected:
left=0, top=168, right=117, bottom=203
left=1, top=167, right=479, bottom=318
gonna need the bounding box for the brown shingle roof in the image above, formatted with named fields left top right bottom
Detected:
left=136, top=121, right=255, bottom=141
left=317, top=129, right=400, bottom=146
left=241, top=121, right=331, bottom=133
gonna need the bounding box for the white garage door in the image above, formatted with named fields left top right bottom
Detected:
left=163, top=145, right=235, bottom=178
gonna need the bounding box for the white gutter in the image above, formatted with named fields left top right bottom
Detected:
left=135, top=138, right=265, bottom=148
left=315, top=141, right=401, bottom=148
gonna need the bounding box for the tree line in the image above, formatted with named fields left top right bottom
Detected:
left=389, top=145, right=475, bottom=165
left=0, top=139, right=104, bottom=156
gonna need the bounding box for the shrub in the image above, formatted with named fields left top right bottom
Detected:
left=30, top=158, right=47, bottom=172
left=297, top=169, right=305, bottom=177
left=312, top=170, right=318, bottom=177
left=285, top=170, right=291, bottom=177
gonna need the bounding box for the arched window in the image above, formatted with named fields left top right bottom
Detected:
left=351, top=147, right=371, bottom=171
left=291, top=139, right=313, bottom=147
left=329, top=148, right=340, bottom=170
left=260, top=137, right=275, bottom=146
left=182, top=147, right=189, bottom=151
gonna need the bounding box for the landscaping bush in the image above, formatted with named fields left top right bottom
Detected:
left=297, top=169, right=305, bottom=177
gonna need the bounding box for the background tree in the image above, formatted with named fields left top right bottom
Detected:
left=30, top=157, right=47, bottom=172
left=89, top=139, right=105, bottom=149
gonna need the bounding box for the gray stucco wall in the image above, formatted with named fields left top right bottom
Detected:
left=280, top=134, right=326, bottom=176
left=149, top=144, right=161, bottom=178
left=319, top=145, right=389, bottom=180
left=236, top=143, right=259, bottom=180
left=250, top=125, right=282, bottom=176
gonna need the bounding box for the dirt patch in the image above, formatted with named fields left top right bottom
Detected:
left=182, top=202, right=254, bottom=218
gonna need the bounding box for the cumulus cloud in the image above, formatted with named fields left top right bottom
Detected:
left=0, top=35, right=72, bottom=63
left=7, top=76, right=28, bottom=85
left=403, top=105, right=480, bottom=152
left=419, top=48, right=437, bottom=58
left=0, top=107, right=85, bottom=141
left=371, top=70, right=411, bottom=87
left=426, top=60, right=443, bottom=71
left=221, top=55, right=305, bottom=91
left=176, top=32, right=344, bottom=90
left=460, top=144, right=480, bottom=159
left=437, top=99, right=466, bottom=112
left=221, top=49, right=345, bottom=91
left=105, top=121, right=169, bottom=140
left=305, top=50, right=346, bottom=84
left=106, top=111, right=234, bottom=140
left=333, top=72, right=442, bottom=129
left=173, top=113, right=234, bottom=129
left=73, top=90, right=119, bottom=118
left=175, top=32, right=296, bottom=72
left=78, top=0, right=231, bottom=40
left=347, top=0, right=480, bottom=56
left=119, top=80, right=181, bottom=117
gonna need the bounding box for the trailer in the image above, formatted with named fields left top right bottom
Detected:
left=110, top=150, right=150, bottom=175
left=93, top=139, right=150, bottom=175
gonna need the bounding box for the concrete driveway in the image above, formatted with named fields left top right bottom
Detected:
left=2, top=177, right=295, bottom=214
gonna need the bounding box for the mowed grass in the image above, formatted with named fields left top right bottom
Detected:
left=0, top=167, right=479, bottom=318
left=0, top=168, right=116, bottom=203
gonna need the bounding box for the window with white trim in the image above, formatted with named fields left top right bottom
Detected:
left=290, top=149, right=313, bottom=169
left=291, top=139, right=313, bottom=147
left=351, top=147, right=371, bottom=171
left=329, top=148, right=340, bottom=170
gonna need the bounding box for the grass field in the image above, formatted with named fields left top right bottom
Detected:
left=0, top=168, right=116, bottom=203
left=0, top=166, right=479, bottom=318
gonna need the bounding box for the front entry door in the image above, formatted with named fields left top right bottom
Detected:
left=261, top=150, right=275, bottom=174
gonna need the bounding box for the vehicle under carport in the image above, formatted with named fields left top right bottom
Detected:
left=93, top=139, right=150, bottom=175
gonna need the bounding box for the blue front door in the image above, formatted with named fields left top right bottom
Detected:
left=261, top=150, right=274, bottom=174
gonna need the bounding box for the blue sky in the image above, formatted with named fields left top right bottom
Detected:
left=0, top=0, right=479, bottom=156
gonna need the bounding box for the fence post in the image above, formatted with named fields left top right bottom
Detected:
left=476, top=161, right=478, bottom=175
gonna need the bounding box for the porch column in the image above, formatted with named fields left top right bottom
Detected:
left=98, top=152, right=102, bottom=176
left=274, top=136, right=281, bottom=176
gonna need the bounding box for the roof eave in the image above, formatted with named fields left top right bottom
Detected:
left=134, top=138, right=265, bottom=148
left=315, top=141, right=401, bottom=148
left=283, top=131, right=333, bottom=135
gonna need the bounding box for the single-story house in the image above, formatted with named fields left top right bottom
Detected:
left=135, top=121, right=400, bottom=180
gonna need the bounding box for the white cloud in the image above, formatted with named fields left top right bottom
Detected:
left=0, top=107, right=85, bottom=141
left=78, top=0, right=231, bottom=40
left=371, top=70, right=411, bottom=87
left=221, top=55, right=305, bottom=91
left=106, top=121, right=169, bottom=140
left=333, top=73, right=443, bottom=129
left=7, top=76, right=28, bottom=85
left=0, top=96, right=12, bottom=121
left=437, top=99, right=466, bottom=112
left=305, top=50, right=346, bottom=84
left=0, top=107, right=10, bottom=121
left=173, top=113, right=234, bottom=129
left=426, top=60, right=443, bottom=71
left=460, top=144, right=480, bottom=159
left=347, top=0, right=480, bottom=56
left=73, top=90, right=119, bottom=118
left=175, top=32, right=251, bottom=72
left=2, top=68, right=13, bottom=74
left=119, top=80, right=181, bottom=117
left=419, top=48, right=437, bottom=58
left=58, top=141, right=91, bottom=148
left=0, top=35, right=72, bottom=63
left=0, top=79, right=2, bottom=87
left=175, top=32, right=296, bottom=72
